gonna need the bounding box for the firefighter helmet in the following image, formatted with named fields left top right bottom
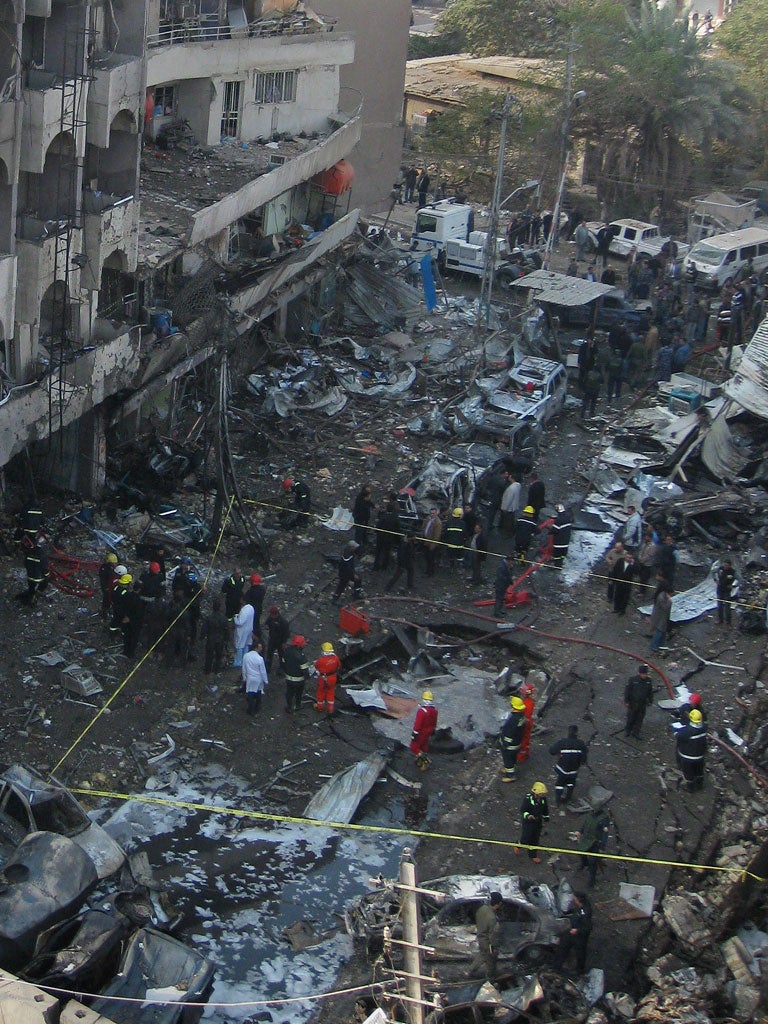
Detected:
left=531, top=782, right=548, bottom=796
left=422, top=690, right=434, bottom=701
left=523, top=505, right=535, bottom=514
left=689, top=693, right=701, bottom=707
left=149, top=562, right=161, bottom=574
left=689, top=709, right=703, bottom=724
left=291, top=635, right=306, bottom=647
left=520, top=683, right=535, bottom=696
left=106, top=553, right=118, bottom=565
left=250, top=573, right=262, bottom=584
left=452, top=507, right=463, bottom=518
left=119, top=574, right=132, bottom=585
left=321, top=642, right=334, bottom=654
left=115, top=565, right=127, bottom=577
left=510, top=696, right=526, bottom=711
left=282, top=478, right=294, bottom=490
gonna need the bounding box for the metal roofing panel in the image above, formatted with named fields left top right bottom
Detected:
left=511, top=270, right=614, bottom=306
left=723, top=315, right=768, bottom=419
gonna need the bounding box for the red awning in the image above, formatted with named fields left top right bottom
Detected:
left=313, top=159, right=355, bottom=195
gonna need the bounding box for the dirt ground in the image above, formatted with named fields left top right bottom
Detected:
left=2, top=246, right=767, bottom=1021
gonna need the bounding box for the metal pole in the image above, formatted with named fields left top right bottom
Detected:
left=558, top=32, right=575, bottom=188
left=478, top=93, right=514, bottom=334
left=399, top=848, right=424, bottom=1024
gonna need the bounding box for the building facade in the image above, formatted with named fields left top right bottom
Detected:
left=0, top=0, right=363, bottom=494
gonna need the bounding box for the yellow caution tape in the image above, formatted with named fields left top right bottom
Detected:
left=69, top=786, right=766, bottom=883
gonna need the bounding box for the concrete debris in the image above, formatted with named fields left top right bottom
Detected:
left=662, top=893, right=716, bottom=950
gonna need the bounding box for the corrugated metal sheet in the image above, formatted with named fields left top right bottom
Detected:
left=511, top=270, right=614, bottom=306
left=724, top=315, right=768, bottom=419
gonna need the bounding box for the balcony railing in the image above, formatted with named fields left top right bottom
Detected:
left=147, top=16, right=333, bottom=49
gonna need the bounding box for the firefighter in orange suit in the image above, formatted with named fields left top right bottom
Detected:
left=410, top=690, right=438, bottom=770
left=518, top=682, right=536, bottom=763
left=314, top=641, right=342, bottom=713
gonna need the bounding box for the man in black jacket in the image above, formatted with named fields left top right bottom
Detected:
left=333, top=541, right=362, bottom=604
left=244, top=572, right=266, bottom=639
left=221, top=569, right=245, bottom=620
left=373, top=495, right=401, bottom=571
left=494, top=554, right=515, bottom=617
left=386, top=534, right=416, bottom=592
left=554, top=893, right=593, bottom=972
left=624, top=664, right=653, bottom=739
left=201, top=598, right=229, bottom=674
left=264, top=606, right=290, bottom=673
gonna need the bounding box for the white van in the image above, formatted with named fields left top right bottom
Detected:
left=684, top=227, right=768, bottom=289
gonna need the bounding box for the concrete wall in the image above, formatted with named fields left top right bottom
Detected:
left=16, top=228, right=83, bottom=325
left=0, top=252, right=17, bottom=334
left=146, top=33, right=354, bottom=92
left=321, top=0, right=410, bottom=214
left=87, top=55, right=144, bottom=147
left=20, top=84, right=88, bottom=175
left=82, top=197, right=140, bottom=289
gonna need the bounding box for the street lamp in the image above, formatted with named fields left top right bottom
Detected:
left=500, top=179, right=540, bottom=212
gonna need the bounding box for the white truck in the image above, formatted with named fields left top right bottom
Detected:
left=411, top=199, right=538, bottom=280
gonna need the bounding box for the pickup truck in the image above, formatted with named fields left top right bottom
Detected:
left=587, top=219, right=690, bottom=261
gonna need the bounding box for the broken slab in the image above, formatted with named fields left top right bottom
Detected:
left=0, top=968, right=60, bottom=1023
left=303, top=750, right=390, bottom=824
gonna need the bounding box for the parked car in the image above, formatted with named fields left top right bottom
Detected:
left=587, top=219, right=690, bottom=260
left=552, top=289, right=652, bottom=331
left=0, top=763, right=126, bottom=879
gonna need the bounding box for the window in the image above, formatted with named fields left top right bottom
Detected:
left=758, top=241, right=768, bottom=257
left=154, top=85, right=176, bottom=117
left=255, top=70, right=297, bottom=105
left=740, top=244, right=757, bottom=259
left=623, top=228, right=636, bottom=241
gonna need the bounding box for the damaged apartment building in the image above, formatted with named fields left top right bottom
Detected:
left=0, top=0, right=408, bottom=495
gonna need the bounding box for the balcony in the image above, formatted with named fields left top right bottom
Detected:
left=21, top=71, right=88, bottom=174
left=188, top=92, right=362, bottom=245
left=147, top=10, right=335, bottom=49
left=0, top=251, right=17, bottom=333
left=15, top=216, right=83, bottom=324
left=87, top=53, right=144, bottom=148
left=82, top=191, right=140, bottom=290
left=147, top=31, right=354, bottom=95
left=0, top=96, right=17, bottom=175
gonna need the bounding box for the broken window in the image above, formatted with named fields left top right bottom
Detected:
left=255, top=70, right=298, bottom=105
left=154, top=84, right=177, bottom=117
left=221, top=80, right=241, bottom=138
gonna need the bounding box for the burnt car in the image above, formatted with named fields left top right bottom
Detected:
left=0, top=763, right=126, bottom=879
left=346, top=874, right=569, bottom=967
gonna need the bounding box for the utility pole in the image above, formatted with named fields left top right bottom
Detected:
left=399, top=849, right=424, bottom=1024
left=558, top=32, right=575, bottom=188
left=476, top=92, right=520, bottom=336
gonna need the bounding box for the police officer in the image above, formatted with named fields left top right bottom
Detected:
left=283, top=635, right=309, bottom=713
left=500, top=696, right=527, bottom=783
left=549, top=725, right=588, bottom=806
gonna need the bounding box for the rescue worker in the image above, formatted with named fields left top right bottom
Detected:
left=624, top=663, right=654, bottom=740
left=500, top=696, right=527, bottom=783
left=468, top=891, right=502, bottom=979
left=386, top=533, right=416, bottom=592
left=314, top=641, right=342, bottom=714
left=264, top=605, right=290, bottom=673
left=21, top=536, right=50, bottom=606
left=553, top=892, right=592, bottom=973
left=99, top=552, right=119, bottom=620
left=494, top=554, right=515, bottom=618
left=221, top=569, right=245, bottom=620
left=119, top=575, right=144, bottom=658
left=410, top=690, right=438, bottom=770
left=373, top=494, right=401, bottom=572
left=551, top=504, right=574, bottom=566
left=200, top=598, right=229, bottom=674
left=109, top=569, right=130, bottom=634
left=443, top=508, right=465, bottom=564
left=281, top=477, right=311, bottom=529
left=21, top=503, right=45, bottom=542
left=244, top=572, right=266, bottom=639
left=676, top=708, right=707, bottom=791
left=177, top=568, right=204, bottom=652
left=422, top=507, right=443, bottom=577
left=549, top=725, right=589, bottom=806
left=516, top=782, right=549, bottom=863
left=515, top=506, right=538, bottom=562
left=677, top=691, right=707, bottom=727
left=577, top=803, right=611, bottom=887
left=138, top=561, right=164, bottom=608
left=333, top=541, right=362, bottom=604
left=517, top=682, right=536, bottom=763
left=283, top=635, right=309, bottom=714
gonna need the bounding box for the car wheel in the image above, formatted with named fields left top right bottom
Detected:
left=518, top=943, right=554, bottom=967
